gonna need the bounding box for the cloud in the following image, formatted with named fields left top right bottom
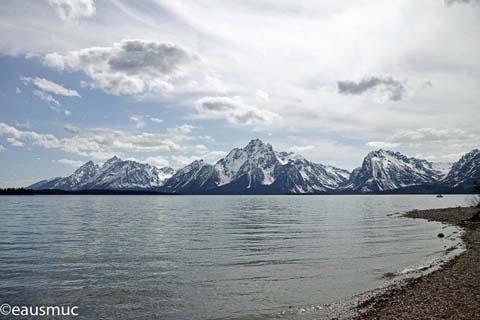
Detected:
left=0, top=122, right=201, bottom=160
left=44, top=39, right=193, bottom=95
left=422, top=80, right=433, bottom=88
left=444, top=0, right=480, bottom=6
left=366, top=141, right=401, bottom=149
left=256, top=90, right=270, bottom=102
left=33, top=90, right=61, bottom=111
left=6, top=137, right=26, bottom=147
left=64, top=124, right=80, bottom=134
left=48, top=0, right=96, bottom=22
left=21, top=76, right=80, bottom=97
left=0, top=144, right=5, bottom=152
left=367, top=128, right=476, bottom=149
left=129, top=115, right=146, bottom=128
left=167, top=124, right=195, bottom=139
left=54, top=158, right=85, bottom=167
left=337, top=76, right=406, bottom=101
left=150, top=117, right=163, bottom=123
left=16, top=87, right=21, bottom=94
left=287, top=145, right=315, bottom=153
left=195, top=96, right=280, bottom=126
left=141, top=156, right=170, bottom=168
left=14, top=120, right=30, bottom=129
left=170, top=155, right=203, bottom=167
left=414, top=154, right=437, bottom=161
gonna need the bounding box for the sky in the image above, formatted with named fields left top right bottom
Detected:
left=0, top=0, right=479, bottom=187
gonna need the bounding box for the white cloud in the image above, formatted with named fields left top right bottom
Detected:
left=366, top=141, right=401, bottom=149
left=15, top=87, right=21, bottom=94
left=170, top=155, right=203, bottom=167
left=129, top=115, right=146, bottom=128
left=256, top=90, right=270, bottom=102
left=33, top=90, right=61, bottom=112
left=6, top=137, right=26, bottom=147
left=195, top=96, right=281, bottom=126
left=54, top=158, right=85, bottom=167
left=378, top=128, right=476, bottom=147
left=414, top=154, right=437, bottom=161
left=366, top=128, right=479, bottom=164
left=0, top=1, right=479, bottom=168
left=0, top=144, right=5, bottom=152
left=166, top=124, right=195, bottom=141
left=48, top=0, right=96, bottom=22
left=44, top=39, right=194, bottom=95
left=0, top=122, right=201, bottom=160
left=21, top=76, right=80, bottom=97
left=142, top=156, right=170, bottom=168
left=14, top=120, right=30, bottom=129
left=287, top=145, right=315, bottom=153
left=149, top=117, right=163, bottom=123
left=64, top=124, right=80, bottom=134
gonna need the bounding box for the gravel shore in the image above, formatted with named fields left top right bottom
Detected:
left=354, top=206, right=480, bottom=320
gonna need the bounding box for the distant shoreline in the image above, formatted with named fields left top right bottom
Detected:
left=354, top=206, right=480, bottom=319
left=0, top=187, right=475, bottom=196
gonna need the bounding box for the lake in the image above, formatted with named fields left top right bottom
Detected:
left=0, top=195, right=472, bottom=319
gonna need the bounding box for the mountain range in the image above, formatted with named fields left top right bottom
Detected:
left=29, top=139, right=480, bottom=194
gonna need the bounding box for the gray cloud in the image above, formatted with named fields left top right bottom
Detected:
left=337, top=76, right=406, bottom=101
left=444, top=0, right=480, bottom=6
left=195, top=96, right=280, bottom=126
left=44, top=39, right=193, bottom=95
left=367, top=128, right=476, bottom=148
left=48, top=0, right=96, bottom=22
left=108, top=41, right=190, bottom=76
left=64, top=124, right=80, bottom=134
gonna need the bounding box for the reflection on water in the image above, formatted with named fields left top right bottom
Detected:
left=0, top=195, right=469, bottom=319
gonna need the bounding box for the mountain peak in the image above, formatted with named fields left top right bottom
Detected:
left=73, top=160, right=98, bottom=176
left=367, top=149, right=396, bottom=157
left=245, top=138, right=273, bottom=152
left=104, top=156, right=122, bottom=165
left=246, top=138, right=266, bottom=146
left=443, top=148, right=480, bottom=188
left=82, top=160, right=95, bottom=167
left=346, top=149, right=441, bottom=192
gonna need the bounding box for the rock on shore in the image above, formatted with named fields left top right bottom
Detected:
left=355, top=206, right=480, bottom=320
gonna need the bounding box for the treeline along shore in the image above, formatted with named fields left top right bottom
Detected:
left=0, top=188, right=172, bottom=195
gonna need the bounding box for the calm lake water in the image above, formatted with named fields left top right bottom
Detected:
left=0, top=195, right=472, bottom=319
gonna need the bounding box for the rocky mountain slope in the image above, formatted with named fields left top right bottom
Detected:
left=442, top=149, right=480, bottom=189
left=28, top=140, right=479, bottom=194
left=343, top=150, right=444, bottom=193
left=29, top=156, right=175, bottom=190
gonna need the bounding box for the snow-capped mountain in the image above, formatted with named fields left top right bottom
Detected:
left=272, top=152, right=350, bottom=193
left=343, top=150, right=443, bottom=193
left=214, top=139, right=280, bottom=188
left=29, top=156, right=175, bottom=190
left=442, top=149, right=480, bottom=189
left=28, top=141, right=480, bottom=194
left=166, top=139, right=351, bottom=194
left=162, top=160, right=219, bottom=194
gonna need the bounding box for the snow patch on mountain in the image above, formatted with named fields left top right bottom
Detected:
left=344, top=150, right=443, bottom=192
left=442, top=149, right=480, bottom=188
left=29, top=156, right=175, bottom=190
